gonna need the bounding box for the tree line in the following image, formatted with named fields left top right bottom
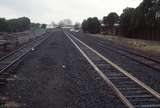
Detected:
left=82, top=0, right=160, bottom=40
left=0, top=17, right=47, bottom=33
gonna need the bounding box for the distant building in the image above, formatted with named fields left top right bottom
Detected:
left=113, top=23, right=120, bottom=35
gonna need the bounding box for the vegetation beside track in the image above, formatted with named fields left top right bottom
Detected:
left=89, top=34, right=160, bottom=54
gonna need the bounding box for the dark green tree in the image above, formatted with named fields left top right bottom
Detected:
left=82, top=19, right=88, bottom=32
left=103, top=12, right=119, bottom=28
left=74, top=22, right=81, bottom=30
left=130, top=0, right=159, bottom=39
left=82, top=17, right=101, bottom=34
left=41, top=24, right=47, bottom=29
left=30, top=23, right=41, bottom=29
left=7, top=17, right=31, bottom=32
left=120, top=7, right=135, bottom=36
left=0, top=18, right=8, bottom=32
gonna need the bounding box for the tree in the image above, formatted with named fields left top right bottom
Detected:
left=30, top=23, right=41, bottom=30
left=74, top=22, right=81, bottom=30
left=128, top=0, right=159, bottom=39
left=119, top=0, right=160, bottom=39
left=120, top=7, right=135, bottom=36
left=20, top=17, right=31, bottom=30
left=0, top=18, right=8, bottom=32
left=103, top=12, right=119, bottom=28
left=7, top=17, right=31, bottom=32
left=82, top=17, right=101, bottom=34
left=41, top=24, right=47, bottom=29
left=82, top=19, right=88, bottom=32
left=102, top=12, right=119, bottom=34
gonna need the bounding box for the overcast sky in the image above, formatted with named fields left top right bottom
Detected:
left=0, top=0, right=142, bottom=24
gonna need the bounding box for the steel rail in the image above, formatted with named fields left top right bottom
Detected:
left=71, top=32, right=160, bottom=71
left=0, top=33, right=49, bottom=75
left=0, top=32, right=46, bottom=62
left=64, top=31, right=160, bottom=108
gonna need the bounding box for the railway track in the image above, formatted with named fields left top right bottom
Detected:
left=65, top=31, right=160, bottom=108
left=0, top=33, right=49, bottom=85
left=97, top=40, right=160, bottom=72
left=71, top=32, right=160, bottom=72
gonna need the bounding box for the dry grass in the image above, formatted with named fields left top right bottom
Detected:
left=0, top=29, right=45, bottom=56
left=89, top=34, right=160, bottom=53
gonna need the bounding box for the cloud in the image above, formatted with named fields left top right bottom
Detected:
left=0, top=0, right=142, bottom=24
